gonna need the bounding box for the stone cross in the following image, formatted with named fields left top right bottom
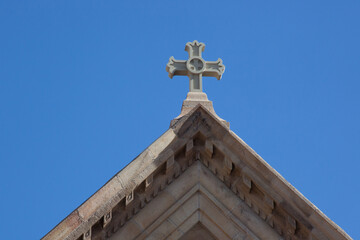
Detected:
left=166, top=40, right=225, bottom=92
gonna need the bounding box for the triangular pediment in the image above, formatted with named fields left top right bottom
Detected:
left=43, top=105, right=351, bottom=240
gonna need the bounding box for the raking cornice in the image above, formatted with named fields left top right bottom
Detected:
left=43, top=105, right=351, bottom=240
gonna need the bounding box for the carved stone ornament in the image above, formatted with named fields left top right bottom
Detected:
left=166, top=40, right=225, bottom=92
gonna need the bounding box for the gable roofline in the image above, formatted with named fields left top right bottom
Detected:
left=43, top=104, right=351, bottom=240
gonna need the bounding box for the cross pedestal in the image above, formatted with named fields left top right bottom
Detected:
left=170, top=91, right=229, bottom=128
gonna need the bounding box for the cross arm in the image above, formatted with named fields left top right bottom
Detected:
left=166, top=56, right=187, bottom=78
left=203, top=58, right=225, bottom=80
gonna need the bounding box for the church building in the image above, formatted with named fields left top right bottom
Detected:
left=43, top=41, right=351, bottom=240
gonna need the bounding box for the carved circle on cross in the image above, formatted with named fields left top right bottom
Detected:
left=186, top=57, right=206, bottom=74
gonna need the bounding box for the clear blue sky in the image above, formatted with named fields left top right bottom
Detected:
left=0, top=1, right=359, bottom=239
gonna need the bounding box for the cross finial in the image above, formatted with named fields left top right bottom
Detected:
left=166, top=40, right=225, bottom=92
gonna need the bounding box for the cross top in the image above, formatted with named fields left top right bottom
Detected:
left=166, top=40, right=225, bottom=92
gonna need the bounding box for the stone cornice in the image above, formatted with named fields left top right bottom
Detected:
left=43, top=105, right=351, bottom=240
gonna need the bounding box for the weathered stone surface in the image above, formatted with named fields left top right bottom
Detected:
left=43, top=104, right=351, bottom=240
left=178, top=223, right=216, bottom=240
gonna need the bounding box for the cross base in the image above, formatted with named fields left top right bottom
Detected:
left=170, top=92, right=229, bottom=128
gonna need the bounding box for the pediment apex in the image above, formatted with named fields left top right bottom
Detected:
left=170, top=100, right=230, bottom=129
left=171, top=103, right=230, bottom=138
